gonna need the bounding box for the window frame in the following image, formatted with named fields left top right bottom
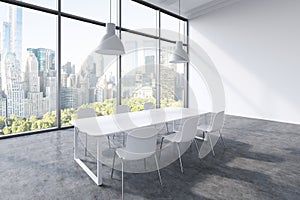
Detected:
left=0, top=0, right=189, bottom=139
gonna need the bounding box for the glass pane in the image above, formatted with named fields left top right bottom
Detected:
left=61, top=17, right=117, bottom=126
left=16, top=0, right=56, bottom=10
left=121, top=32, right=158, bottom=111
left=62, top=0, right=118, bottom=24
left=122, top=0, right=158, bottom=36
left=160, top=41, right=185, bottom=108
left=161, top=12, right=187, bottom=43
left=0, top=3, right=57, bottom=135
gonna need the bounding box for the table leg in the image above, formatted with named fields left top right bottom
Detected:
left=74, top=128, right=78, bottom=160
left=74, top=128, right=103, bottom=186
left=97, top=137, right=103, bottom=185
left=172, top=120, right=175, bottom=132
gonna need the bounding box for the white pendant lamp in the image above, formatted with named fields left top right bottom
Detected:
left=169, top=0, right=189, bottom=63
left=169, top=41, right=189, bottom=63
left=96, top=0, right=125, bottom=55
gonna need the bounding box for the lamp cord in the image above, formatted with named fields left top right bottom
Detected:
left=110, top=0, right=112, bottom=23
left=178, top=0, right=181, bottom=41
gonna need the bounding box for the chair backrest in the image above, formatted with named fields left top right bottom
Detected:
left=116, top=104, right=130, bottom=114
left=211, top=111, right=225, bottom=132
left=144, top=102, right=155, bottom=110
left=179, top=117, right=199, bottom=142
left=77, top=108, right=96, bottom=119
left=125, top=127, right=158, bottom=154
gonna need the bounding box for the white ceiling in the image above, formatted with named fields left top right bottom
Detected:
left=143, top=0, right=241, bottom=19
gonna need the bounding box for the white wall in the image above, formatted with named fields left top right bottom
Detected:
left=189, top=0, right=300, bottom=124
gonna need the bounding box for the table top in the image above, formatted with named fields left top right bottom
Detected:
left=71, top=107, right=203, bottom=137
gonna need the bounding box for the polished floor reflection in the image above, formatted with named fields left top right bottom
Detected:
left=0, top=115, right=300, bottom=200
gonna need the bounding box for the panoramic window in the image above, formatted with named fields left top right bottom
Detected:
left=0, top=2, right=57, bottom=135
left=0, top=0, right=188, bottom=136
left=160, top=41, right=185, bottom=108
left=62, top=0, right=117, bottom=23
left=121, top=33, right=158, bottom=111
left=161, top=12, right=187, bottom=43
left=61, top=17, right=118, bottom=126
left=122, top=0, right=158, bottom=36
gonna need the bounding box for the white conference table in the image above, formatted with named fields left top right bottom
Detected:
left=71, top=107, right=203, bottom=185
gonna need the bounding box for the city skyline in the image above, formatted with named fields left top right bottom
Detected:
left=0, top=2, right=186, bottom=135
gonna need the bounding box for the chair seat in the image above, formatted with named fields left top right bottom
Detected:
left=163, top=131, right=181, bottom=143
left=116, top=148, right=155, bottom=161
left=197, top=124, right=211, bottom=132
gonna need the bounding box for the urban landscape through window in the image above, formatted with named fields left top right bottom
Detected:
left=0, top=0, right=188, bottom=136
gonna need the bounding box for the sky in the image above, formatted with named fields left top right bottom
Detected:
left=0, top=0, right=185, bottom=73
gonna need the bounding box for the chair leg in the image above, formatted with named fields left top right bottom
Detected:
left=154, top=154, right=163, bottom=186
left=111, top=151, right=116, bottom=178
left=176, top=143, right=184, bottom=173
left=219, top=130, right=225, bottom=148
left=160, top=137, right=164, bottom=150
left=121, top=159, right=124, bottom=200
left=189, top=141, right=193, bottom=152
left=123, top=133, right=126, bottom=147
left=172, top=120, right=175, bottom=132
left=85, top=134, right=88, bottom=156
left=193, top=139, right=200, bottom=154
left=207, top=132, right=215, bottom=156
left=165, top=122, right=169, bottom=133
left=107, top=136, right=111, bottom=148
left=159, top=137, right=164, bottom=160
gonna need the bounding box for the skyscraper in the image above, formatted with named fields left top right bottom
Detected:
left=8, top=5, right=22, bottom=64
left=27, top=48, right=55, bottom=73
left=23, top=51, right=51, bottom=118
left=26, top=48, right=55, bottom=95
left=4, top=53, right=24, bottom=117
left=24, top=51, right=40, bottom=93
left=1, top=4, right=23, bottom=94
left=2, top=22, right=10, bottom=54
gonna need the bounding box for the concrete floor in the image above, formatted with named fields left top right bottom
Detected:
left=0, top=115, right=300, bottom=200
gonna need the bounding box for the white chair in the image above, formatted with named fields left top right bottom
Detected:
left=160, top=117, right=199, bottom=173
left=116, top=104, right=130, bottom=114
left=111, top=127, right=162, bottom=200
left=195, top=111, right=225, bottom=156
left=144, top=102, right=171, bottom=134
left=111, top=105, right=131, bottom=147
left=77, top=108, right=96, bottom=156
left=144, top=102, right=155, bottom=110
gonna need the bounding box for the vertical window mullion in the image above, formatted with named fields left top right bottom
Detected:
left=117, top=0, right=122, bottom=106
left=184, top=20, right=189, bottom=108
left=57, top=0, right=61, bottom=128
left=156, top=10, right=161, bottom=108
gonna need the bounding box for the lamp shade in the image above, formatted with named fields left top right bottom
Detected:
left=95, top=23, right=125, bottom=55
left=169, top=41, right=189, bottom=63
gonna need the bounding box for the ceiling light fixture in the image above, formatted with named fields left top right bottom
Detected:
left=169, top=0, right=189, bottom=63
left=96, top=0, right=125, bottom=55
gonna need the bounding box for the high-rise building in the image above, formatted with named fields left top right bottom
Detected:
left=8, top=5, right=22, bottom=64
left=2, top=22, right=10, bottom=54
left=4, top=53, right=24, bottom=117
left=26, top=48, right=55, bottom=73
left=61, top=62, right=74, bottom=75
left=24, top=51, right=40, bottom=93
left=27, top=48, right=55, bottom=95
left=0, top=94, right=7, bottom=117
left=23, top=51, right=45, bottom=118
left=61, top=87, right=78, bottom=109
left=45, top=76, right=56, bottom=112
left=0, top=22, right=11, bottom=90
left=144, top=55, right=155, bottom=87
